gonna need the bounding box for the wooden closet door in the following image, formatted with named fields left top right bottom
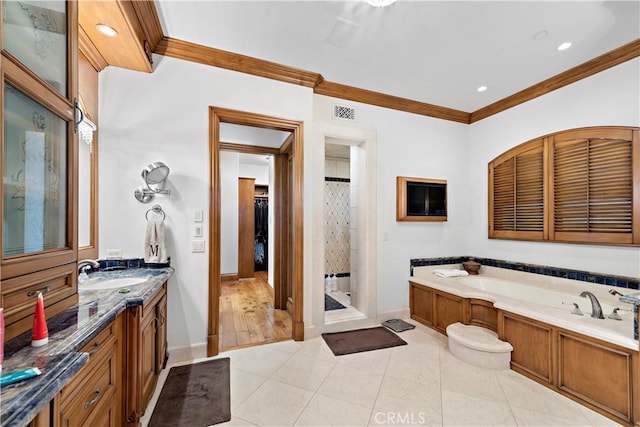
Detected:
left=238, top=178, right=255, bottom=278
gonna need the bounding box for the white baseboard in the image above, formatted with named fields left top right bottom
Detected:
left=377, top=308, right=410, bottom=323
left=167, top=342, right=207, bottom=365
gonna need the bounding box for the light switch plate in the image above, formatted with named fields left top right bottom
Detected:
left=194, top=224, right=203, bottom=237
left=191, top=240, right=205, bottom=253
left=194, top=210, right=203, bottom=222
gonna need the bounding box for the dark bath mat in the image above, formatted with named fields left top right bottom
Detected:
left=148, top=358, right=231, bottom=427
left=325, top=293, right=347, bottom=311
left=322, top=326, right=407, bottom=356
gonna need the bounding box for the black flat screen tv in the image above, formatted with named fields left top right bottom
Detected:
left=397, top=177, right=447, bottom=221
left=406, top=182, right=446, bottom=216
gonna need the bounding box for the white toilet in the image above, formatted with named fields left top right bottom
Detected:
left=446, top=322, right=513, bottom=370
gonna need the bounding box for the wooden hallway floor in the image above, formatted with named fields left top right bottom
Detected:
left=219, top=271, right=293, bottom=352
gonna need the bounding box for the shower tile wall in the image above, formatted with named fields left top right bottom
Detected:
left=325, top=158, right=350, bottom=286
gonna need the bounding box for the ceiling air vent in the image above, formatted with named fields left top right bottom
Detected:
left=332, top=104, right=356, bottom=121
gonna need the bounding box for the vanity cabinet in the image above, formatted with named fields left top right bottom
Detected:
left=58, top=315, right=123, bottom=427
left=124, top=283, right=168, bottom=425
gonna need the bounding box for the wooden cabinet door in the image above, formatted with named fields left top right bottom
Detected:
left=558, top=332, right=634, bottom=424
left=155, top=294, right=168, bottom=374
left=140, top=314, right=157, bottom=412
left=502, top=312, right=553, bottom=384
left=433, top=291, right=464, bottom=334
left=409, top=282, right=433, bottom=326
left=238, top=177, right=256, bottom=278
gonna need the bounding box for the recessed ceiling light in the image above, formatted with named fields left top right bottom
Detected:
left=557, top=42, right=573, bottom=51
left=365, top=0, right=396, bottom=7
left=533, top=30, right=548, bottom=40
left=477, top=86, right=488, bottom=92
left=96, top=24, right=118, bottom=37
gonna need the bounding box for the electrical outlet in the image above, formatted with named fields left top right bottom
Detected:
left=191, top=240, right=205, bottom=253
left=106, top=249, right=123, bottom=259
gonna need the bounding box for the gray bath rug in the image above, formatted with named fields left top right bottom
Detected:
left=322, top=326, right=407, bottom=356
left=148, top=358, right=231, bottom=427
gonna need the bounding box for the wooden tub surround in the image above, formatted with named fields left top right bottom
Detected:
left=409, top=265, right=639, bottom=426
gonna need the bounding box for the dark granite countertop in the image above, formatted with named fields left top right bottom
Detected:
left=0, top=267, right=174, bottom=427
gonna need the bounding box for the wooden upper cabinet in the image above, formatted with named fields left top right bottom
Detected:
left=489, top=127, right=640, bottom=246
left=78, top=0, right=164, bottom=73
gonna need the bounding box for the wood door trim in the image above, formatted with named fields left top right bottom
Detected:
left=208, top=106, right=304, bottom=356
left=219, top=142, right=281, bottom=155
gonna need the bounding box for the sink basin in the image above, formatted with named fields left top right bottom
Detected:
left=81, top=276, right=150, bottom=290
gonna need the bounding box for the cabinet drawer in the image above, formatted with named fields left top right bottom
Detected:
left=78, top=320, right=118, bottom=370
left=1, top=264, right=78, bottom=340
left=60, top=340, right=118, bottom=427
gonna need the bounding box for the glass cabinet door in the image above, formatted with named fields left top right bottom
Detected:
left=3, top=83, right=68, bottom=257
left=2, top=0, right=68, bottom=97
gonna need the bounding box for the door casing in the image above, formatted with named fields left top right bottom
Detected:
left=208, top=107, right=304, bottom=356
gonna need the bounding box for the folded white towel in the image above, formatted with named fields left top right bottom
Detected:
left=144, top=219, right=168, bottom=264
left=433, top=269, right=469, bottom=278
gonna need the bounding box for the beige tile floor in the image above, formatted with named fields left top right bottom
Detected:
left=140, top=320, right=620, bottom=427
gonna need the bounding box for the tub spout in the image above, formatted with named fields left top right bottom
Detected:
left=579, top=291, right=604, bottom=319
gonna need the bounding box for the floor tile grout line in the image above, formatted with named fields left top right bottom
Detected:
left=367, top=346, right=394, bottom=426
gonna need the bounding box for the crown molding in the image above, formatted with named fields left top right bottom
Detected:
left=153, top=35, right=639, bottom=125
left=130, top=0, right=164, bottom=52
left=470, top=38, right=640, bottom=123
left=155, top=36, right=323, bottom=88
left=314, top=80, right=471, bottom=124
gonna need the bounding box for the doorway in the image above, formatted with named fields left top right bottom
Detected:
left=219, top=153, right=291, bottom=351
left=208, top=107, right=304, bottom=357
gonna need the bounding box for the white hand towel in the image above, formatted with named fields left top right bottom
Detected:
left=433, top=269, right=469, bottom=278
left=144, top=219, right=168, bottom=264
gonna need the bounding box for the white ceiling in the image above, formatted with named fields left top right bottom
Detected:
left=156, top=1, right=639, bottom=112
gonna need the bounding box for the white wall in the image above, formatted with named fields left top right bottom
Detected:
left=468, top=58, right=640, bottom=277
left=220, top=151, right=239, bottom=275
left=312, top=96, right=470, bottom=316
left=239, top=162, right=269, bottom=186
left=99, top=51, right=639, bottom=352
left=99, top=55, right=313, bottom=352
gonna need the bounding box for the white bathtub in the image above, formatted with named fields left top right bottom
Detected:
left=410, top=265, right=638, bottom=350
left=456, top=276, right=619, bottom=316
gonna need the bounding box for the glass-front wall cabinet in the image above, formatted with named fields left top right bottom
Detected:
left=3, top=0, right=68, bottom=96
left=3, top=83, right=68, bottom=257
left=1, top=0, right=78, bottom=340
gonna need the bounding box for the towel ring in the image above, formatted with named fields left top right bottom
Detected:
left=146, top=205, right=166, bottom=222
